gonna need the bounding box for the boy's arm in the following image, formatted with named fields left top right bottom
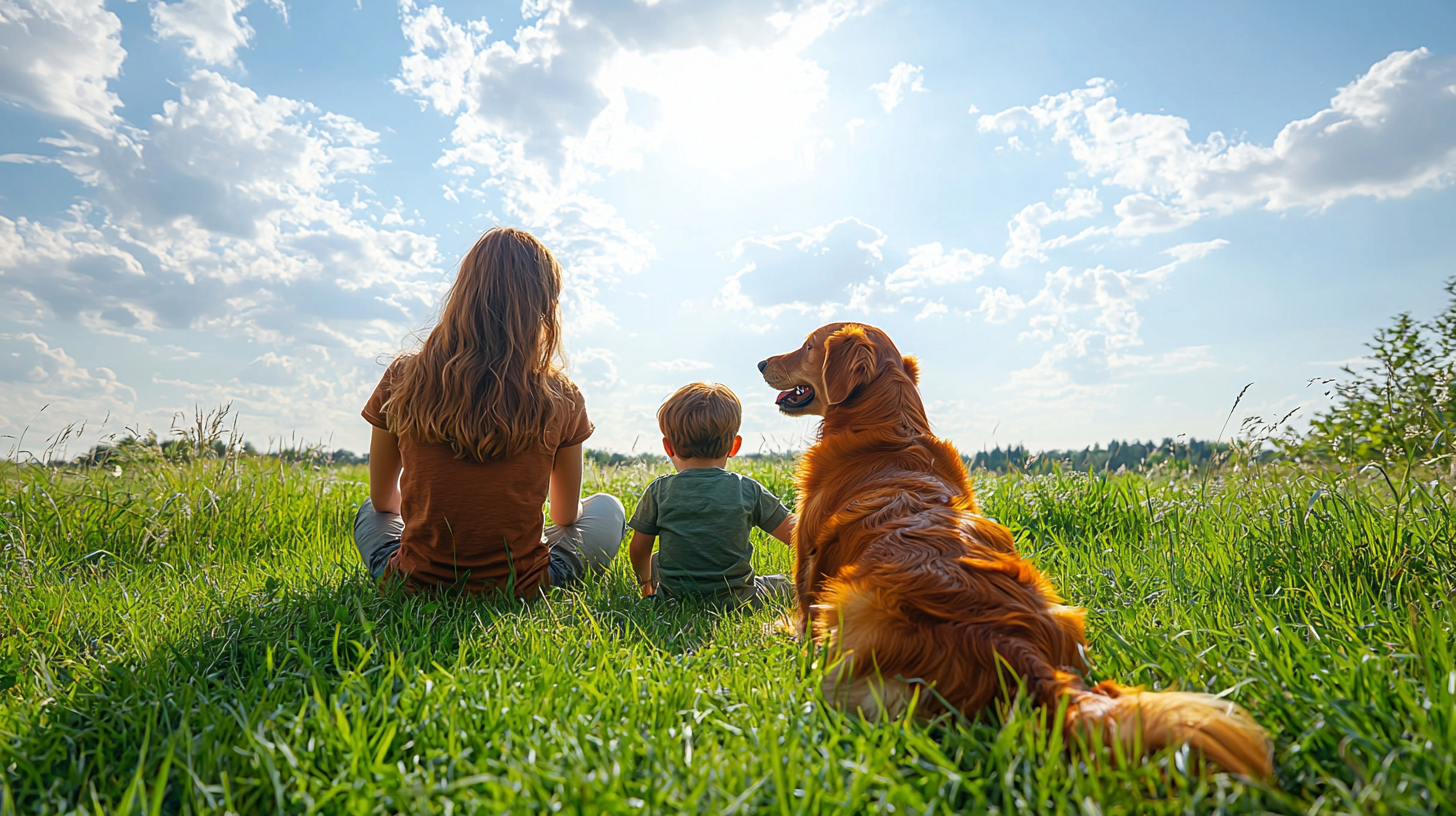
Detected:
left=769, top=513, right=796, bottom=546
left=628, top=531, right=657, bottom=596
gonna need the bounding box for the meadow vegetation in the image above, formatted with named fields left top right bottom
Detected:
left=1, top=444, right=1452, bottom=814
left=1, top=281, right=1454, bottom=814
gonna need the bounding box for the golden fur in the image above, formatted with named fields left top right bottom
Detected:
left=760, top=322, right=1273, bottom=778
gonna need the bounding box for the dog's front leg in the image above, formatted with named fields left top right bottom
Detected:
left=773, top=540, right=815, bottom=640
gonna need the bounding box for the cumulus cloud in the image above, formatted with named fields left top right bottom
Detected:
left=150, top=0, right=265, bottom=65
left=649, top=359, right=713, bottom=372
left=0, top=332, right=139, bottom=452
left=970, top=285, right=1026, bottom=324
left=994, top=239, right=1229, bottom=405
left=1110, top=192, right=1198, bottom=237
left=716, top=215, right=1000, bottom=332
left=1106, top=345, right=1216, bottom=375
left=716, top=217, right=888, bottom=328
left=1, top=69, right=441, bottom=408
left=913, top=300, right=947, bottom=321
left=0, top=0, right=125, bottom=134
left=884, top=242, right=994, bottom=292
left=869, top=62, right=926, bottom=113
left=146, top=344, right=394, bottom=453
left=393, top=0, right=874, bottom=332
left=572, top=347, right=622, bottom=390
left=1001, top=186, right=1103, bottom=267
left=980, top=49, right=1456, bottom=228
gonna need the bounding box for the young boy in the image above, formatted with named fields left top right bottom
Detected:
left=628, top=383, right=796, bottom=605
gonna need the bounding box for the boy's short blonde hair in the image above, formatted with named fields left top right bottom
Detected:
left=658, top=383, right=742, bottom=460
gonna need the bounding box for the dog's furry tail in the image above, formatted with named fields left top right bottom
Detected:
left=1064, top=681, right=1273, bottom=779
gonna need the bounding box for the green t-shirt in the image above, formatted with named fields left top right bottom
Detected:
left=628, top=467, right=791, bottom=598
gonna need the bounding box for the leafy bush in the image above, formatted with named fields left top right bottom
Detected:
left=1288, top=277, right=1456, bottom=467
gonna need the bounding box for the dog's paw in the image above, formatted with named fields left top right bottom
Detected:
left=765, top=613, right=803, bottom=640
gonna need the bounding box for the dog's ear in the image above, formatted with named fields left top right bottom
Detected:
left=902, top=355, right=920, bottom=385
left=822, top=325, right=877, bottom=405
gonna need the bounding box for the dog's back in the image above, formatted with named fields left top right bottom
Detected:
left=802, top=408, right=1089, bottom=720
left=766, top=323, right=1272, bottom=779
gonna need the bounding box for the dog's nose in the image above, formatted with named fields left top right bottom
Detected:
left=757, top=360, right=767, bottom=373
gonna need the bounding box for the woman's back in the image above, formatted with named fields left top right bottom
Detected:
left=362, top=359, right=592, bottom=593
left=352, top=227, right=623, bottom=596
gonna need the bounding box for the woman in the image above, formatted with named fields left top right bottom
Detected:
left=352, top=228, right=625, bottom=595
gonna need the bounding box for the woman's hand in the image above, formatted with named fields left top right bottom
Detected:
left=548, top=443, right=584, bottom=527
left=368, top=426, right=403, bottom=514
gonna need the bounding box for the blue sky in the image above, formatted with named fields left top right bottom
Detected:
left=2, top=0, right=1455, bottom=458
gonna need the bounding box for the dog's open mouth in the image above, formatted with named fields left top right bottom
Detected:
left=775, top=384, right=815, bottom=411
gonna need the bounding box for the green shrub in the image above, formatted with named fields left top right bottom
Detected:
left=1287, top=277, right=1455, bottom=468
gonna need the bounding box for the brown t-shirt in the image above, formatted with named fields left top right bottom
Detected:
left=362, top=360, right=593, bottom=596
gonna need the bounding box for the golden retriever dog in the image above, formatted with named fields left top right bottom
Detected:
left=759, top=322, right=1273, bottom=778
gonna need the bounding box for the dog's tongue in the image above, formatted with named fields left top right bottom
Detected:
left=775, top=388, right=797, bottom=404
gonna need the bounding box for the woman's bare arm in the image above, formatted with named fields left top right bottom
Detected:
left=548, top=443, right=584, bottom=527
left=368, top=426, right=403, bottom=514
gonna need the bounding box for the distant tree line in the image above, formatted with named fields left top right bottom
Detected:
left=584, top=450, right=666, bottom=468
left=964, top=438, right=1230, bottom=474
left=74, top=436, right=371, bottom=467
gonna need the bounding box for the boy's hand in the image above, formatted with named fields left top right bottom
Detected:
left=628, top=530, right=657, bottom=596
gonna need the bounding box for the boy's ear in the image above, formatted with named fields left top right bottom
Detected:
left=822, top=325, right=877, bottom=405
left=661, top=437, right=676, bottom=458
left=728, top=435, right=743, bottom=457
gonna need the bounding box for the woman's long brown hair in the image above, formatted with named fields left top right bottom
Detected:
left=384, top=227, right=569, bottom=461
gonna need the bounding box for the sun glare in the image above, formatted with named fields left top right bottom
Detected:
left=602, top=46, right=830, bottom=173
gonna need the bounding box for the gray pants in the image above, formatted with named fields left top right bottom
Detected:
left=352, top=493, right=626, bottom=589
left=649, top=552, right=793, bottom=608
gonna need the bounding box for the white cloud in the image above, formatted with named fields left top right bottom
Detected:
left=1111, top=192, right=1198, bottom=236
left=1106, top=345, right=1217, bottom=375
left=716, top=216, right=1003, bottom=331
left=393, top=0, right=873, bottom=333
left=1162, top=238, right=1229, bottom=264
left=845, top=117, right=866, bottom=143
left=1004, top=239, right=1229, bottom=402
left=914, top=300, right=947, bottom=321
left=980, top=49, right=1456, bottom=226
left=0, top=0, right=125, bottom=134
left=145, top=344, right=391, bottom=454
left=0, top=332, right=132, bottom=397
left=971, top=285, right=1026, bottom=324
left=1001, top=186, right=1103, bottom=267
left=716, top=217, right=888, bottom=327
left=955, top=238, right=1232, bottom=420
left=573, top=347, right=622, bottom=390
left=3, top=70, right=441, bottom=371
left=602, top=45, right=831, bottom=173
left=0, top=332, right=139, bottom=454
left=648, top=358, right=714, bottom=371
left=885, top=242, right=994, bottom=292
left=869, top=62, right=926, bottom=113
left=151, top=0, right=257, bottom=66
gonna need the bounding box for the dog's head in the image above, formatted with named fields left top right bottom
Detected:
left=758, top=322, right=919, bottom=416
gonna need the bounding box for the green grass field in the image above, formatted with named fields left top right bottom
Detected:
left=0, top=454, right=1452, bottom=814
